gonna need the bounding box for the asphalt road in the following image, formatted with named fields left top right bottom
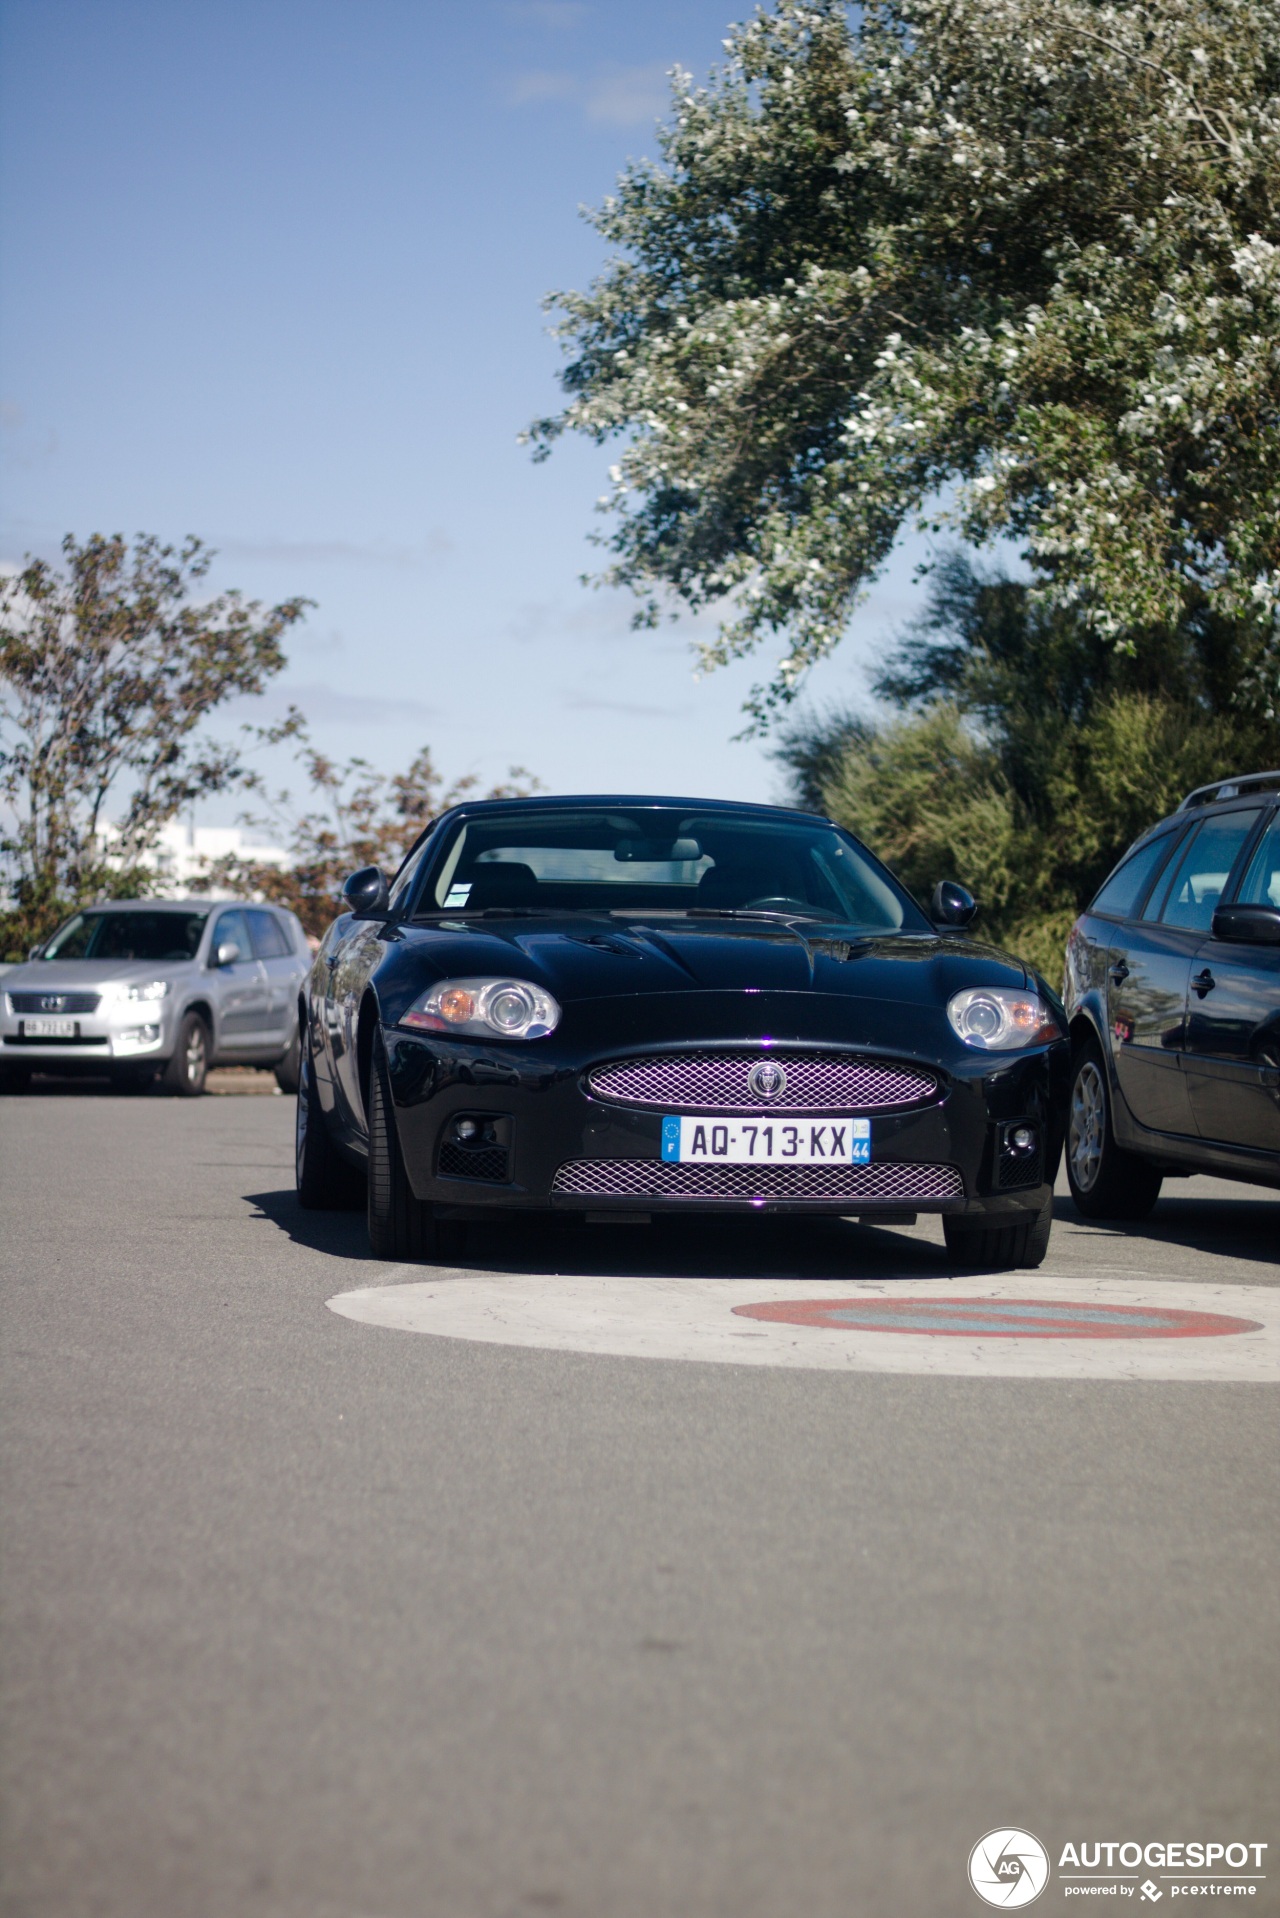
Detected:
left=2, top=1087, right=1277, bottom=1918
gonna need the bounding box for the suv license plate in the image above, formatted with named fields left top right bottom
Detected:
left=661, top=1117, right=870, bottom=1164
left=21, top=1017, right=77, bottom=1039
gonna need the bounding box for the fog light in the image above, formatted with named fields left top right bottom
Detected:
left=1011, top=1125, right=1036, bottom=1152
left=455, top=1119, right=479, bottom=1141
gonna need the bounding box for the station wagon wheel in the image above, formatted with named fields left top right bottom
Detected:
left=161, top=1012, right=209, bottom=1097
left=1069, top=1058, right=1106, bottom=1194
left=1065, top=1033, right=1163, bottom=1220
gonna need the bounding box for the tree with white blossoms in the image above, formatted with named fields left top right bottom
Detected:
left=530, top=0, right=1280, bottom=727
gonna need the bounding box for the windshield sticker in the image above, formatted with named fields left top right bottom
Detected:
left=444, top=885, right=472, bottom=907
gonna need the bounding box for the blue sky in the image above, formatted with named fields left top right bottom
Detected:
left=0, top=0, right=927, bottom=824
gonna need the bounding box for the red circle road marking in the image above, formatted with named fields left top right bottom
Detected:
left=731, top=1298, right=1264, bottom=1339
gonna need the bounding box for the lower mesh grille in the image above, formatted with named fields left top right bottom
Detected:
left=438, top=1143, right=509, bottom=1183
left=551, top=1158, right=963, bottom=1203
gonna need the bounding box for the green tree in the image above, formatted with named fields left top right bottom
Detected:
left=777, top=553, right=1268, bottom=973
left=195, top=720, right=542, bottom=939
left=0, top=534, right=309, bottom=957
left=531, top=0, right=1280, bottom=726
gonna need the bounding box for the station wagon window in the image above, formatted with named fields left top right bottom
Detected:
left=41, top=909, right=208, bottom=962
left=247, top=909, right=290, bottom=959
left=1151, top=810, right=1261, bottom=932
left=210, top=909, right=252, bottom=963
left=1088, top=831, right=1179, bottom=920
left=420, top=807, right=925, bottom=930
left=1236, top=813, right=1280, bottom=908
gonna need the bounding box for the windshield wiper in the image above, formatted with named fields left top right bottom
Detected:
left=682, top=907, right=841, bottom=923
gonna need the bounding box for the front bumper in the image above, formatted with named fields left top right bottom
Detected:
left=0, top=1005, right=174, bottom=1067
left=381, top=1015, right=1068, bottom=1222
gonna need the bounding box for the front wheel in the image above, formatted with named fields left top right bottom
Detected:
left=162, top=1013, right=209, bottom=1096
left=943, top=1194, right=1051, bottom=1272
left=367, top=1034, right=444, bottom=1261
left=1066, top=1036, right=1163, bottom=1220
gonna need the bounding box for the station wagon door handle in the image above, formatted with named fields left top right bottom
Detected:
left=1108, top=961, right=1130, bottom=984
left=1192, top=968, right=1216, bottom=998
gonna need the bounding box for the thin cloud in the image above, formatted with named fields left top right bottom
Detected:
left=236, top=680, right=438, bottom=726
left=506, top=61, right=672, bottom=128
left=503, top=2, right=590, bottom=27
left=585, top=64, right=671, bottom=127
left=213, top=533, right=453, bottom=568
left=563, top=694, right=683, bottom=719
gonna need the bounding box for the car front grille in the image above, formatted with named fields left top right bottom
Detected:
left=551, top=1158, right=963, bottom=1203
left=8, top=991, right=101, bottom=1015
left=587, top=1050, right=937, bottom=1113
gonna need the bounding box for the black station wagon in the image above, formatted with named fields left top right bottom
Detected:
left=1063, top=770, right=1280, bottom=1217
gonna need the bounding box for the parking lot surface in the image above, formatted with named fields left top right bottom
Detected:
left=2, top=1089, right=1276, bottom=1917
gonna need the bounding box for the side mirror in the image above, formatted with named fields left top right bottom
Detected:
left=1212, top=903, right=1280, bottom=945
left=216, top=941, right=244, bottom=968
left=930, top=880, right=978, bottom=931
left=342, top=865, right=390, bottom=917
left=27, top=945, right=43, bottom=961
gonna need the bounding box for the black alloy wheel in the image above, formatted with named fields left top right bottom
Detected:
left=161, top=1012, right=209, bottom=1097
left=1066, top=1033, right=1163, bottom=1220
left=942, top=1192, right=1052, bottom=1271
left=295, top=1034, right=365, bottom=1210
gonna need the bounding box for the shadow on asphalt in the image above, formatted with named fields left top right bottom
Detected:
left=245, top=1184, right=952, bottom=1280
left=248, top=1182, right=1280, bottom=1282
left=1050, top=1189, right=1280, bottom=1271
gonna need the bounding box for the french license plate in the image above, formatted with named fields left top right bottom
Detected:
left=661, top=1116, right=870, bottom=1165
left=21, top=1017, right=76, bottom=1039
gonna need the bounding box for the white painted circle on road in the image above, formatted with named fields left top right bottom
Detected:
left=327, top=1272, right=1280, bottom=1380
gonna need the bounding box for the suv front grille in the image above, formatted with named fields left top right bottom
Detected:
left=587, top=1050, right=937, bottom=1113
left=8, top=991, right=101, bottom=1015
left=551, top=1158, right=963, bottom=1203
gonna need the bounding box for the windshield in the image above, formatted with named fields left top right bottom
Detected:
left=418, top=808, right=924, bottom=930
left=42, top=910, right=209, bottom=963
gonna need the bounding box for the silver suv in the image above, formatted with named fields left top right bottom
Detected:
left=0, top=897, right=309, bottom=1095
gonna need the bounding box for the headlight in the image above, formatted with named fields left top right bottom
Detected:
left=399, top=977, right=561, bottom=1041
left=124, top=980, right=171, bottom=1002
left=947, top=986, right=1059, bottom=1050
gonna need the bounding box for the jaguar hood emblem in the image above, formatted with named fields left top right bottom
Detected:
left=747, top=1059, right=787, bottom=1101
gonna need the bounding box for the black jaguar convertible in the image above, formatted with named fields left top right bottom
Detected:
left=297, top=795, right=1069, bottom=1268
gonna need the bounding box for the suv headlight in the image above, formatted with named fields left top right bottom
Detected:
left=124, top=980, right=171, bottom=1002
left=947, top=986, right=1059, bottom=1050
left=400, top=977, right=561, bottom=1040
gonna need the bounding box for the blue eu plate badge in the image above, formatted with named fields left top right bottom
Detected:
left=851, top=1118, right=871, bottom=1164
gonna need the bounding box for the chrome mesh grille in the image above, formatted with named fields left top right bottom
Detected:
left=552, top=1158, right=963, bottom=1203
left=9, top=990, right=101, bottom=1015
left=587, top=1050, right=937, bottom=1112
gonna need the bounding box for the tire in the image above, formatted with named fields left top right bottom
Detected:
left=161, top=1013, right=209, bottom=1096
left=274, top=1020, right=301, bottom=1095
left=367, top=1034, right=441, bottom=1261
left=1066, top=1034, right=1163, bottom=1220
left=296, top=1036, right=365, bottom=1210
left=943, top=1201, right=1048, bottom=1272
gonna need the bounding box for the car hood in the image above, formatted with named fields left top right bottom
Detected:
left=2, top=957, right=199, bottom=994
left=379, top=915, right=1034, bottom=1016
